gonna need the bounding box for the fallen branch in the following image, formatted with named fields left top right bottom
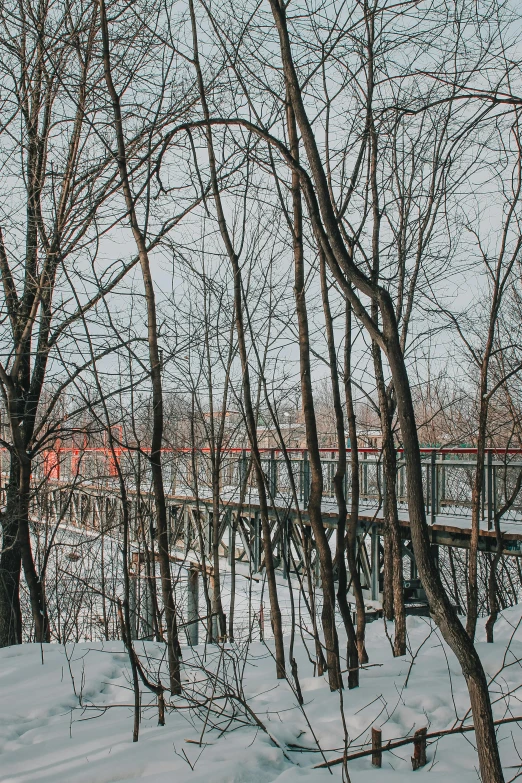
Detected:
left=314, top=714, right=522, bottom=768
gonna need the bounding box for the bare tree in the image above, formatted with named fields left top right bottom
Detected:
left=261, top=0, right=506, bottom=777
left=97, top=0, right=198, bottom=692
left=0, top=0, right=136, bottom=646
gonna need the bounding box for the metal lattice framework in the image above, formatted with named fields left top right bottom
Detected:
left=2, top=446, right=522, bottom=617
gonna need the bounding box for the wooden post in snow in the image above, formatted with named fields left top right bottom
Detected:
left=411, top=727, right=427, bottom=770
left=371, top=727, right=382, bottom=768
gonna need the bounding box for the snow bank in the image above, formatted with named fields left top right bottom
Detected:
left=2, top=609, right=522, bottom=782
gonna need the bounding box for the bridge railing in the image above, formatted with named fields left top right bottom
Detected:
left=2, top=446, right=522, bottom=530
left=169, top=447, right=522, bottom=529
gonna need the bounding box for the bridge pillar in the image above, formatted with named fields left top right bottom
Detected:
left=208, top=571, right=219, bottom=642
left=187, top=566, right=199, bottom=645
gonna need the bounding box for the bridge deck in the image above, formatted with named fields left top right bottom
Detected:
left=170, top=486, right=522, bottom=556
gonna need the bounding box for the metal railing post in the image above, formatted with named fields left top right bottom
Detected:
left=270, top=449, right=277, bottom=498
left=487, top=449, right=493, bottom=531
left=227, top=509, right=234, bottom=565
left=430, top=449, right=437, bottom=524
left=440, top=452, right=445, bottom=509
left=493, top=457, right=497, bottom=521
left=129, top=570, right=138, bottom=641
left=303, top=450, right=310, bottom=506
left=282, top=515, right=288, bottom=579
left=207, top=509, right=213, bottom=555
left=345, top=446, right=349, bottom=505
left=371, top=524, right=380, bottom=600
left=183, top=506, right=189, bottom=552
left=240, top=448, right=247, bottom=486
left=253, top=512, right=261, bottom=572
left=481, top=451, right=486, bottom=521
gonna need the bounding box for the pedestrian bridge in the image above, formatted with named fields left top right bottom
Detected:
left=8, top=446, right=522, bottom=607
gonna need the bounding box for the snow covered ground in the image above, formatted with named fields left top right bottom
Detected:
left=2, top=606, right=522, bottom=782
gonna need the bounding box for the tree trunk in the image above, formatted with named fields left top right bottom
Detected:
left=382, top=532, right=394, bottom=620
left=204, top=282, right=232, bottom=642
left=383, top=316, right=504, bottom=783
left=0, top=461, right=22, bottom=647
left=99, top=0, right=181, bottom=694
left=468, top=427, right=486, bottom=640
left=211, top=469, right=226, bottom=640
left=268, top=1, right=504, bottom=765
left=372, top=343, right=406, bottom=656
left=344, top=305, right=368, bottom=664
left=228, top=514, right=237, bottom=642
left=288, top=104, right=340, bottom=690
left=319, top=252, right=359, bottom=687
left=18, top=459, right=49, bottom=643
left=485, top=551, right=500, bottom=644
left=366, top=3, right=406, bottom=656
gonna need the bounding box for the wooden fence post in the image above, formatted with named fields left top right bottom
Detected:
left=411, top=727, right=427, bottom=770
left=372, top=727, right=382, bottom=768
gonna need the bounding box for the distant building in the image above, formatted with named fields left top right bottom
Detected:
left=358, top=428, right=383, bottom=450
left=256, top=421, right=307, bottom=450
left=201, top=410, right=245, bottom=448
